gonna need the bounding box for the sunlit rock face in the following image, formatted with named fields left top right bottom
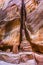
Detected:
left=0, top=0, right=4, bottom=8
left=0, top=18, right=20, bottom=53
left=0, top=2, right=20, bottom=53
left=26, top=1, right=43, bottom=53
left=0, top=0, right=33, bottom=53
left=0, top=0, right=43, bottom=65
left=0, top=0, right=43, bottom=54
